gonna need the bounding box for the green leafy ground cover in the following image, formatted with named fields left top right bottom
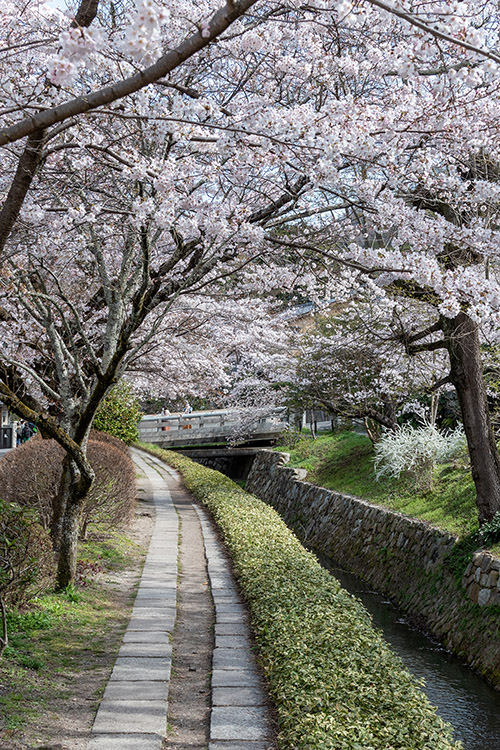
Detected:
left=140, top=443, right=461, bottom=750
left=0, top=529, right=144, bottom=744
left=274, top=431, right=478, bottom=537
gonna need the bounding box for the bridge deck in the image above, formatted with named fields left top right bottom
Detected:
left=138, top=409, right=287, bottom=447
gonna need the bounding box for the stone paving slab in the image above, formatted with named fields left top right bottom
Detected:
left=126, top=614, right=175, bottom=631
left=216, top=611, right=250, bottom=624
left=135, top=589, right=176, bottom=600
left=87, top=450, right=181, bottom=750
left=130, top=605, right=177, bottom=617
left=88, top=732, right=163, bottom=749
left=191, top=502, right=274, bottom=748
left=215, top=622, right=250, bottom=636
left=212, top=686, right=267, bottom=707
left=103, top=680, right=169, bottom=701
left=118, top=642, right=172, bottom=658
left=213, top=647, right=256, bottom=671
left=214, top=601, right=247, bottom=614
left=122, top=630, right=171, bottom=643
left=211, top=669, right=262, bottom=688
left=109, top=654, right=172, bottom=683
left=211, top=706, right=270, bottom=741
left=215, top=634, right=251, bottom=649
left=92, top=699, right=166, bottom=734
left=103, top=451, right=275, bottom=750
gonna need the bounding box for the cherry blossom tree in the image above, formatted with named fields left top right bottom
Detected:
left=2, top=0, right=500, bottom=586
left=288, top=297, right=448, bottom=442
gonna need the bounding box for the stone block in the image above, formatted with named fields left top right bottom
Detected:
left=477, top=588, right=491, bottom=607
left=212, top=648, right=255, bottom=671
left=211, top=669, right=262, bottom=688
left=92, top=699, right=166, bottom=734
left=210, top=706, right=270, bottom=741
left=88, top=733, right=163, bottom=749
left=103, top=680, right=169, bottom=701
left=123, top=630, right=171, bottom=643
left=215, top=635, right=251, bottom=649
left=110, top=656, right=172, bottom=681
left=215, top=623, right=250, bottom=636
left=118, top=642, right=172, bottom=658
left=127, top=615, right=175, bottom=631
left=212, top=686, right=267, bottom=706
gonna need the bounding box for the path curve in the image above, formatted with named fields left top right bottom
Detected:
left=87, top=448, right=275, bottom=750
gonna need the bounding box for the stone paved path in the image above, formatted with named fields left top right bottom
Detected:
left=87, top=448, right=275, bottom=750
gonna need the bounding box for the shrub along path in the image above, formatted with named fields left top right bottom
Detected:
left=87, top=448, right=276, bottom=749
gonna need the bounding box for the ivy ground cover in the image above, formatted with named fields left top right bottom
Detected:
left=139, top=443, right=461, bottom=750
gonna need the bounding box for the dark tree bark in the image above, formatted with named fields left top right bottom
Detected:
left=442, top=312, right=500, bottom=524
left=55, top=455, right=94, bottom=589
left=50, top=454, right=73, bottom=551
left=0, top=597, right=7, bottom=657
left=0, top=131, right=45, bottom=257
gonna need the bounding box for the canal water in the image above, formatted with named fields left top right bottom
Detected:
left=321, top=558, right=500, bottom=749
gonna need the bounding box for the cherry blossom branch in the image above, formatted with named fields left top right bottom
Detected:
left=0, top=0, right=259, bottom=147
left=365, top=0, right=500, bottom=65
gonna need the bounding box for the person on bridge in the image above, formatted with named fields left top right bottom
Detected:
left=183, top=401, right=193, bottom=414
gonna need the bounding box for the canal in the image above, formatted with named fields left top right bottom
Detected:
left=322, top=558, right=500, bottom=749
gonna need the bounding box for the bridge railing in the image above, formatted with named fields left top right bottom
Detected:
left=138, top=408, right=288, bottom=444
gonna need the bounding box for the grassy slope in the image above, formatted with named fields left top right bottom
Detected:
left=274, top=432, right=478, bottom=538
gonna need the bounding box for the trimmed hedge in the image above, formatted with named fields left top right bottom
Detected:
left=139, top=443, right=461, bottom=750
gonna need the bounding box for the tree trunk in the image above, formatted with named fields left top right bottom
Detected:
left=444, top=312, right=500, bottom=524
left=50, top=454, right=72, bottom=551
left=0, top=596, right=7, bottom=657
left=55, top=455, right=94, bottom=589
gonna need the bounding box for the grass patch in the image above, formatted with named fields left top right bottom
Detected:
left=0, top=527, right=145, bottom=743
left=274, top=431, right=478, bottom=537
left=139, top=442, right=461, bottom=750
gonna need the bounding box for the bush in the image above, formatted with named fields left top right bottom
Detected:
left=0, top=433, right=136, bottom=538
left=140, top=443, right=460, bottom=750
left=373, top=424, right=467, bottom=489
left=79, top=437, right=137, bottom=539
left=93, top=382, right=142, bottom=445
left=479, top=511, right=500, bottom=547
left=0, top=500, right=54, bottom=656
left=0, top=438, right=63, bottom=531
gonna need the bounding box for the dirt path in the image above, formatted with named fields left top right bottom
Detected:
left=162, top=483, right=213, bottom=749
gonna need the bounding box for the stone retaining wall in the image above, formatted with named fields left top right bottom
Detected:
left=246, top=450, right=500, bottom=688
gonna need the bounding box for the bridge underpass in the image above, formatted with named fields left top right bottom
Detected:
left=176, top=447, right=260, bottom=481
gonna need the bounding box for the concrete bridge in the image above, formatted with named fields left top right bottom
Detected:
left=138, top=408, right=288, bottom=448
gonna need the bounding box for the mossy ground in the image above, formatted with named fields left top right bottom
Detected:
left=0, top=527, right=147, bottom=746
left=274, top=431, right=478, bottom=537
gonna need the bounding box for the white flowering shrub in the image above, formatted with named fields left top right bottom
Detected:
left=373, top=424, right=467, bottom=485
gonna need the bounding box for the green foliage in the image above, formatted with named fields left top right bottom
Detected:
left=274, top=431, right=478, bottom=536
left=139, top=442, right=461, bottom=750
left=93, top=381, right=142, bottom=444
left=478, top=511, right=500, bottom=547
